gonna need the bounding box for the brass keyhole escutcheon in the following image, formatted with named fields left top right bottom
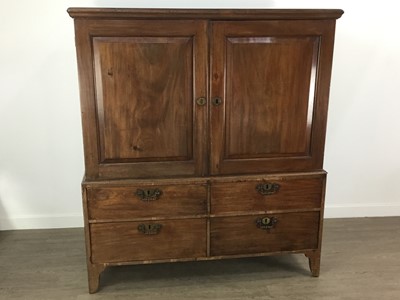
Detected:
left=196, top=97, right=207, bottom=106
left=256, top=182, right=280, bottom=195
left=256, top=216, right=278, bottom=230
left=212, top=97, right=222, bottom=106
left=138, top=223, right=162, bottom=235
left=136, top=188, right=162, bottom=202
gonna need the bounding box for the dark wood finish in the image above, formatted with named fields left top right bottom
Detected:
left=93, top=36, right=194, bottom=163
left=90, top=219, right=207, bottom=263
left=67, top=8, right=344, bottom=20
left=87, top=184, right=207, bottom=220
left=304, top=250, right=321, bottom=277
left=308, top=169, right=328, bottom=277
left=73, top=19, right=208, bottom=179
left=211, top=174, right=325, bottom=214
left=210, top=212, right=320, bottom=256
left=82, top=186, right=106, bottom=293
left=210, top=20, right=337, bottom=174
left=225, top=36, right=318, bottom=158
left=87, top=263, right=106, bottom=294
left=83, top=171, right=325, bottom=186
left=69, top=8, right=342, bottom=293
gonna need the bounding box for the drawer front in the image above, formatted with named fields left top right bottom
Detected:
left=87, top=184, right=207, bottom=220
left=91, top=219, right=207, bottom=263
left=210, top=212, right=319, bottom=256
left=211, top=176, right=324, bottom=214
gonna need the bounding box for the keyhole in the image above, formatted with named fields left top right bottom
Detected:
left=212, top=97, right=222, bottom=106
left=262, top=217, right=271, bottom=225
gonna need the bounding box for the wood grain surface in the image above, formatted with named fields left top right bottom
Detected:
left=87, top=184, right=207, bottom=220
left=211, top=175, right=324, bottom=214
left=74, top=20, right=208, bottom=179
left=210, top=212, right=320, bottom=256
left=91, top=219, right=207, bottom=263
left=210, top=20, right=337, bottom=174
left=94, top=36, right=193, bottom=162
left=69, top=8, right=342, bottom=293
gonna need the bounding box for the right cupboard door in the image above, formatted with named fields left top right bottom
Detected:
left=210, top=21, right=337, bottom=175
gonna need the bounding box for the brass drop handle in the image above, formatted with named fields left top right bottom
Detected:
left=138, top=223, right=162, bottom=235
left=196, top=97, right=207, bottom=106
left=256, top=217, right=278, bottom=230
left=212, top=97, right=223, bottom=106
left=256, top=183, right=280, bottom=195
left=136, top=188, right=162, bottom=201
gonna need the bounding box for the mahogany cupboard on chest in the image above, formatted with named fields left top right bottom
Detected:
left=68, top=8, right=343, bottom=293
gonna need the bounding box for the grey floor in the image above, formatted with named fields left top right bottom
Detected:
left=0, top=217, right=399, bottom=300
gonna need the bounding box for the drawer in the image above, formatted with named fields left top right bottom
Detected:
left=87, top=184, right=207, bottom=220
left=211, top=176, right=324, bottom=214
left=210, top=212, right=319, bottom=256
left=91, top=219, right=207, bottom=263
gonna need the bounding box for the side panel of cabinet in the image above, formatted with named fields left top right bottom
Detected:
left=74, top=20, right=208, bottom=179
left=210, top=20, right=336, bottom=175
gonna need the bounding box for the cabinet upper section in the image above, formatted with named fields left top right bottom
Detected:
left=69, top=9, right=342, bottom=180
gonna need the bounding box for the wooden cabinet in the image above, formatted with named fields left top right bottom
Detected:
left=69, top=8, right=343, bottom=293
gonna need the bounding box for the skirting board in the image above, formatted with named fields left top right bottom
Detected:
left=0, top=205, right=399, bottom=230
left=324, top=203, right=400, bottom=218
left=0, top=213, right=83, bottom=231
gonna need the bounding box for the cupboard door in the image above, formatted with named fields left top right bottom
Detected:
left=210, top=21, right=336, bottom=174
left=75, top=20, right=208, bottom=179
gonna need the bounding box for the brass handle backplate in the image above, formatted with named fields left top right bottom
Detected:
left=256, top=182, right=280, bottom=196
left=138, top=223, right=162, bottom=235
left=256, top=217, right=278, bottom=230
left=196, top=97, right=207, bottom=106
left=136, top=188, right=162, bottom=202
left=212, top=97, right=222, bottom=106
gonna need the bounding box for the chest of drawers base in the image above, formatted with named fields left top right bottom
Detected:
left=82, top=172, right=326, bottom=293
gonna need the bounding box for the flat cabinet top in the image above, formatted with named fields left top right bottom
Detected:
left=67, top=8, right=343, bottom=20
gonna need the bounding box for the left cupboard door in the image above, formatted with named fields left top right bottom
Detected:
left=74, top=20, right=208, bottom=179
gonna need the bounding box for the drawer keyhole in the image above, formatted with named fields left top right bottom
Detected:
left=136, top=188, right=163, bottom=201
left=256, top=183, right=280, bottom=195
left=256, top=217, right=278, bottom=230
left=138, top=223, right=162, bottom=235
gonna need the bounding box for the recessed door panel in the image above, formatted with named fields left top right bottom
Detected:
left=94, top=37, right=193, bottom=162
left=75, top=20, right=208, bottom=179
left=225, top=36, right=318, bottom=158
left=210, top=21, right=336, bottom=174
